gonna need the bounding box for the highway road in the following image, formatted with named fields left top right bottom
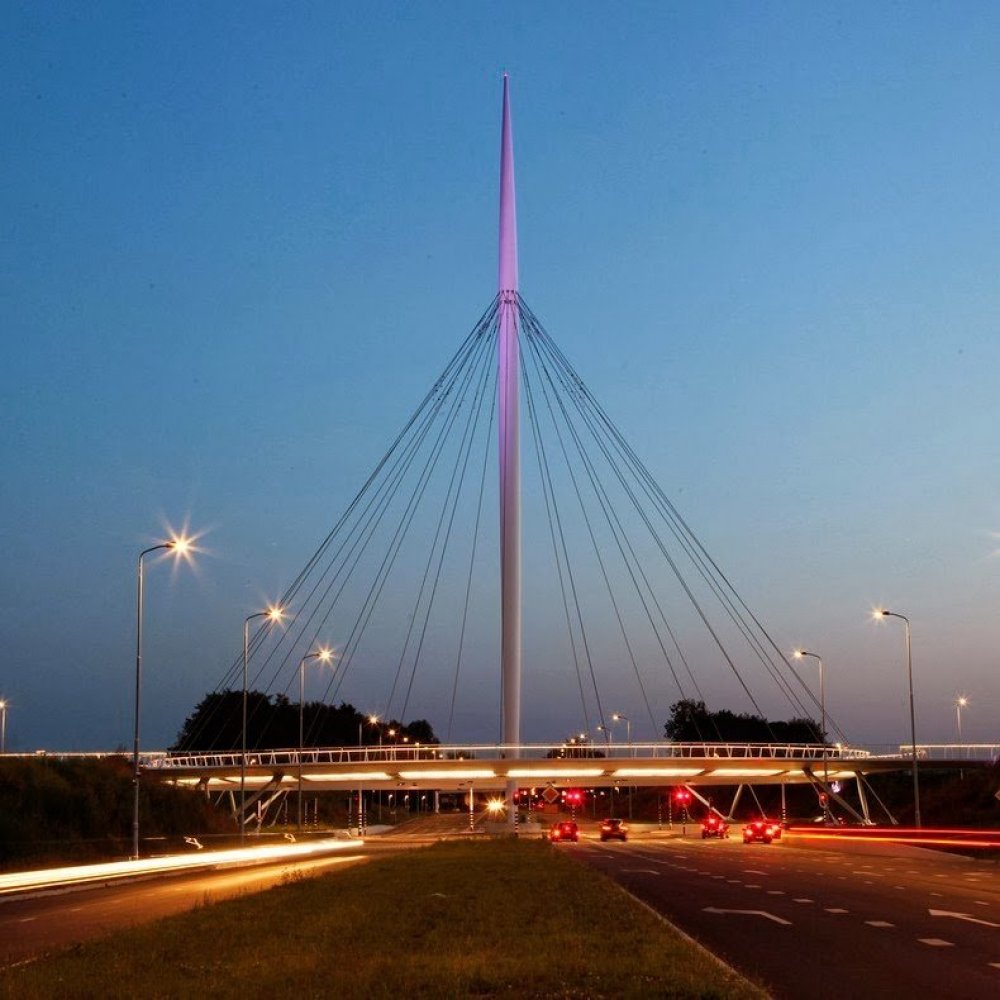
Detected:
left=0, top=848, right=381, bottom=967
left=575, top=831, right=999, bottom=1000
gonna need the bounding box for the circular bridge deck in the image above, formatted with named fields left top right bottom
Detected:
left=143, top=742, right=941, bottom=793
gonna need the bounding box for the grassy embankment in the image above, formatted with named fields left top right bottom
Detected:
left=0, top=838, right=765, bottom=999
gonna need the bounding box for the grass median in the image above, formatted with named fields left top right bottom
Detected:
left=1, top=838, right=765, bottom=999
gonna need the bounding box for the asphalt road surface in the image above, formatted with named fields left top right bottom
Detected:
left=575, top=832, right=999, bottom=1000
left=0, top=850, right=374, bottom=967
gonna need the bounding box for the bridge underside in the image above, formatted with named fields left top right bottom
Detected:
left=146, top=752, right=964, bottom=794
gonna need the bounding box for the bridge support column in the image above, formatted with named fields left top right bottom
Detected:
left=855, top=773, right=872, bottom=825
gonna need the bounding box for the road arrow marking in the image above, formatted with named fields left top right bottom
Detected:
left=703, top=907, right=792, bottom=926
left=929, top=909, right=1000, bottom=928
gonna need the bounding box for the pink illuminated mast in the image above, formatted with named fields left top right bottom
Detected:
left=498, top=74, right=521, bottom=774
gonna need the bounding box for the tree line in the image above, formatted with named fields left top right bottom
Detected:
left=172, top=690, right=437, bottom=752
left=664, top=699, right=822, bottom=744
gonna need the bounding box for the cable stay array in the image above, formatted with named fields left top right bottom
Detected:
left=183, top=293, right=848, bottom=752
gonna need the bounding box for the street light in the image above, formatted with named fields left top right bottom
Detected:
left=611, top=713, right=632, bottom=756
left=0, top=699, right=7, bottom=753
left=133, top=532, right=195, bottom=860
left=955, top=696, right=968, bottom=744
left=874, top=609, right=921, bottom=827
left=794, top=649, right=828, bottom=821
left=298, top=646, right=334, bottom=831
left=241, top=604, right=285, bottom=845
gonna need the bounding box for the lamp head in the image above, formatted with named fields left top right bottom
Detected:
left=317, top=646, right=334, bottom=663
left=169, top=533, right=193, bottom=557
left=956, top=695, right=969, bottom=708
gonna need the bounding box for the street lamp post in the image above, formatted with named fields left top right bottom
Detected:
left=612, top=713, right=632, bottom=756
left=298, top=647, right=333, bottom=831
left=242, top=605, right=284, bottom=846
left=612, top=713, right=633, bottom=819
left=955, top=696, right=968, bottom=744
left=0, top=699, right=7, bottom=753
left=794, top=650, right=828, bottom=822
left=876, top=609, right=921, bottom=828
left=133, top=534, right=193, bottom=860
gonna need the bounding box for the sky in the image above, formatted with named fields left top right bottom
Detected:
left=2, top=2, right=998, bottom=751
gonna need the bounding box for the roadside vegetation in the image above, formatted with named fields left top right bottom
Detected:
left=0, top=838, right=764, bottom=999
left=0, top=756, right=230, bottom=870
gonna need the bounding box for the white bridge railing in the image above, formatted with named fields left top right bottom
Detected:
left=146, top=741, right=872, bottom=771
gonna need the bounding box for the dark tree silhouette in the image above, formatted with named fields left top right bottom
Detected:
left=664, top=699, right=822, bottom=744
left=172, top=691, right=438, bottom=752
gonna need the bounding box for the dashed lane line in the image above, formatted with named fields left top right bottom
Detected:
left=918, top=939, right=954, bottom=947
left=866, top=921, right=894, bottom=928
left=767, top=890, right=785, bottom=896
left=825, top=908, right=849, bottom=914
left=793, top=898, right=813, bottom=904
left=744, top=884, right=762, bottom=889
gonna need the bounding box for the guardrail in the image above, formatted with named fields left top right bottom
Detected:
left=897, top=743, right=999, bottom=762
left=146, top=741, right=872, bottom=771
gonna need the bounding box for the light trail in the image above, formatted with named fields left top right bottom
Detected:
left=0, top=838, right=361, bottom=897
left=787, top=827, right=1000, bottom=850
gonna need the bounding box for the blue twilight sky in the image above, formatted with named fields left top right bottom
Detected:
left=2, top=2, right=998, bottom=751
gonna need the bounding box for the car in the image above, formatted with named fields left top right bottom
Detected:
left=548, top=821, right=579, bottom=843
left=599, top=818, right=628, bottom=842
left=700, top=815, right=730, bottom=839
left=742, top=819, right=781, bottom=844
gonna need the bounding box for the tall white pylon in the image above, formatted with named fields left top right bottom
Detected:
left=497, top=74, right=522, bottom=829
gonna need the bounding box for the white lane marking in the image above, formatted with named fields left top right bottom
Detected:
left=929, top=891, right=942, bottom=897
left=866, top=920, right=894, bottom=928
left=17, top=917, right=36, bottom=923
left=895, top=886, right=905, bottom=890
left=929, top=908, right=1000, bottom=928
left=793, top=898, right=813, bottom=903
left=726, top=879, right=742, bottom=884
left=918, top=938, right=954, bottom=947
left=744, top=884, right=762, bottom=889
left=989, top=962, right=1000, bottom=970
left=621, top=869, right=660, bottom=875
left=975, top=901, right=989, bottom=907
left=767, top=890, right=785, bottom=896
left=742, top=869, right=767, bottom=876
left=711, top=875, right=724, bottom=879
left=703, top=907, right=792, bottom=926
left=825, top=908, right=849, bottom=914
